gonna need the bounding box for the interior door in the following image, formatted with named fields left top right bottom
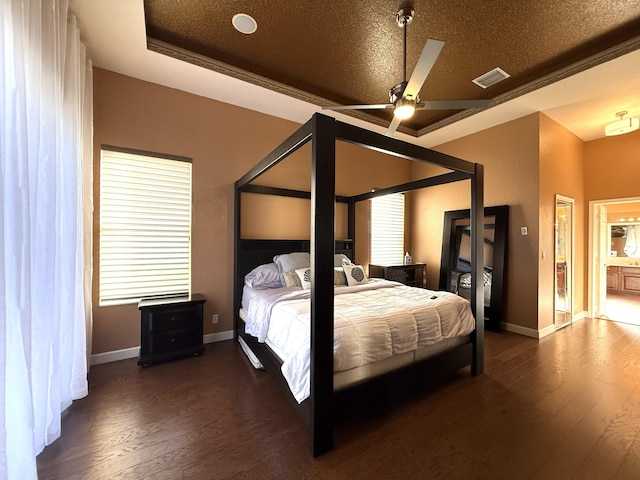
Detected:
left=555, top=195, right=574, bottom=329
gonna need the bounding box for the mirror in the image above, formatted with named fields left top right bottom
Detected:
left=555, top=195, right=573, bottom=329
left=439, top=205, right=509, bottom=331
left=609, top=224, right=640, bottom=258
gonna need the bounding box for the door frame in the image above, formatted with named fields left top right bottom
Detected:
left=588, top=197, right=640, bottom=318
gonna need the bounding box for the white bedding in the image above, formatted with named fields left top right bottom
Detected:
left=243, top=279, right=475, bottom=403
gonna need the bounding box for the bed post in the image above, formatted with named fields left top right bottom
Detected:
left=309, top=114, right=336, bottom=456
left=233, top=183, right=241, bottom=340
left=471, top=163, right=485, bottom=376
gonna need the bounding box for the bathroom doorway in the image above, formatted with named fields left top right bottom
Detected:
left=590, top=198, right=640, bottom=326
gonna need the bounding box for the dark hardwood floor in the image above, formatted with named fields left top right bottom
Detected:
left=37, top=318, right=640, bottom=479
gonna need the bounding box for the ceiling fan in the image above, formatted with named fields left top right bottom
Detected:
left=322, top=7, right=492, bottom=136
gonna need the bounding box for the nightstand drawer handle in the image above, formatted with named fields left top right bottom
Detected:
left=170, top=338, right=176, bottom=343
left=171, top=316, right=177, bottom=322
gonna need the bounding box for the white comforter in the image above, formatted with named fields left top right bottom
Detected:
left=245, top=279, right=475, bottom=403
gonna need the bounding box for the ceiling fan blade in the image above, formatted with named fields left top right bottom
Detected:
left=403, top=39, right=445, bottom=100
left=416, top=99, right=492, bottom=110
left=322, top=104, right=394, bottom=111
left=385, top=116, right=402, bottom=137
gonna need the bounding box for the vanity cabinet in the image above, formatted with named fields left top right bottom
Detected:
left=607, top=266, right=640, bottom=295
left=607, top=266, right=620, bottom=291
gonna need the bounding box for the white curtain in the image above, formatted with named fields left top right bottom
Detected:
left=1, top=0, right=93, bottom=478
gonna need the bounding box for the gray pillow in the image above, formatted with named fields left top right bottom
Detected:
left=273, top=252, right=311, bottom=286
left=334, top=254, right=352, bottom=267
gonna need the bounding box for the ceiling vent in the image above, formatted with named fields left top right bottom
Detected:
left=472, top=67, right=510, bottom=89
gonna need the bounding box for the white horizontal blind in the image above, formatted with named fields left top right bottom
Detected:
left=99, top=149, right=192, bottom=306
left=370, top=193, right=405, bottom=265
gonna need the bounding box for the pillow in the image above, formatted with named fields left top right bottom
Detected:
left=244, top=263, right=281, bottom=288
left=273, top=252, right=310, bottom=285
left=334, top=254, right=352, bottom=267
left=283, top=270, right=303, bottom=288
left=295, top=267, right=312, bottom=289
left=333, top=267, right=347, bottom=286
left=343, top=264, right=368, bottom=286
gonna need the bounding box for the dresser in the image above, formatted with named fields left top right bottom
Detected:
left=138, top=294, right=206, bottom=366
left=368, top=263, right=426, bottom=287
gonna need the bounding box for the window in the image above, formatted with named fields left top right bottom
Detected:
left=99, top=147, right=192, bottom=306
left=370, top=192, right=405, bottom=265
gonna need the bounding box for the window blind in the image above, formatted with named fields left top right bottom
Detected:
left=99, top=149, right=192, bottom=306
left=370, top=193, right=405, bottom=265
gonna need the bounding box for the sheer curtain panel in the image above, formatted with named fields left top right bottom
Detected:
left=1, top=1, right=93, bottom=478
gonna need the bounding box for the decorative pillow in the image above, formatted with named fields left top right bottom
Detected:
left=273, top=252, right=310, bottom=285
left=333, top=267, right=347, bottom=286
left=283, top=270, right=303, bottom=288
left=295, top=267, right=312, bottom=289
left=244, top=263, right=282, bottom=288
left=334, top=254, right=353, bottom=267
left=343, top=264, right=368, bottom=286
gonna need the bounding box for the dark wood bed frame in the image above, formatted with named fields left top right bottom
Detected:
left=233, top=113, right=485, bottom=457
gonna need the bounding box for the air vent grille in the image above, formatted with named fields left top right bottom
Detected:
left=473, top=67, right=510, bottom=89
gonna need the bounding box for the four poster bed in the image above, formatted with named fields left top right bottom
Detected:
left=234, top=113, right=485, bottom=456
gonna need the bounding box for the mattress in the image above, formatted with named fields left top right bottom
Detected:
left=241, top=279, right=475, bottom=403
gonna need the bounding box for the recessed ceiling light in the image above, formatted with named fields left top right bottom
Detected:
left=232, top=13, right=257, bottom=35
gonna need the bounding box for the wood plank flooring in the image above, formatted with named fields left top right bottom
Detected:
left=37, top=318, right=640, bottom=479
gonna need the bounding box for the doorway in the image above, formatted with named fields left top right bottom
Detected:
left=555, top=195, right=574, bottom=329
left=590, top=198, right=640, bottom=326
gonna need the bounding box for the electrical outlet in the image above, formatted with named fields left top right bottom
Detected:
left=212, top=314, right=219, bottom=324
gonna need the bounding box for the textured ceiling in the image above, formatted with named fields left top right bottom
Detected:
left=143, top=0, right=640, bottom=137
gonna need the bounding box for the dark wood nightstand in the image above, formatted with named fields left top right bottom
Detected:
left=369, top=264, right=426, bottom=287
left=138, top=294, right=206, bottom=366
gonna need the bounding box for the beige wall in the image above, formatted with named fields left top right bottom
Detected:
left=411, top=114, right=541, bottom=330
left=539, top=114, right=585, bottom=329
left=93, top=68, right=638, bottom=353
left=92, top=69, right=411, bottom=354
left=584, top=129, right=640, bottom=201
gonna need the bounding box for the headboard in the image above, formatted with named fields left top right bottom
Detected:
left=234, top=239, right=354, bottom=333
left=237, top=239, right=353, bottom=279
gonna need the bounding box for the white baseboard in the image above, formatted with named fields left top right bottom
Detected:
left=501, top=322, right=555, bottom=338
left=90, top=329, right=234, bottom=366
left=501, top=310, right=588, bottom=339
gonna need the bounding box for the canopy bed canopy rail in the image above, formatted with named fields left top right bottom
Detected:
left=234, top=113, right=485, bottom=456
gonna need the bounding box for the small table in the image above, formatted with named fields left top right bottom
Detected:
left=138, top=294, right=206, bottom=366
left=369, top=264, right=426, bottom=287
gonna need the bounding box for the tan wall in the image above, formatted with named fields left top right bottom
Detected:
left=92, top=69, right=411, bottom=354
left=411, top=114, right=541, bottom=329
left=539, top=114, right=586, bottom=328
left=584, top=129, right=640, bottom=201
left=93, top=68, right=631, bottom=351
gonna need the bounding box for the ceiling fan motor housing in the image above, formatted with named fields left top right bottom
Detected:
left=389, top=81, right=418, bottom=104
left=396, top=7, right=414, bottom=27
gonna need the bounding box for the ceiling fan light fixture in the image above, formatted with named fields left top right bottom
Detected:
left=605, top=111, right=639, bottom=136
left=394, top=99, right=416, bottom=119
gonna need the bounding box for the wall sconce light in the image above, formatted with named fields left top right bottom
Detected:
left=605, top=111, right=639, bottom=136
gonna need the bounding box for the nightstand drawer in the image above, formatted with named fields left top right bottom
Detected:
left=150, top=329, right=201, bottom=353
left=149, top=306, right=199, bottom=332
